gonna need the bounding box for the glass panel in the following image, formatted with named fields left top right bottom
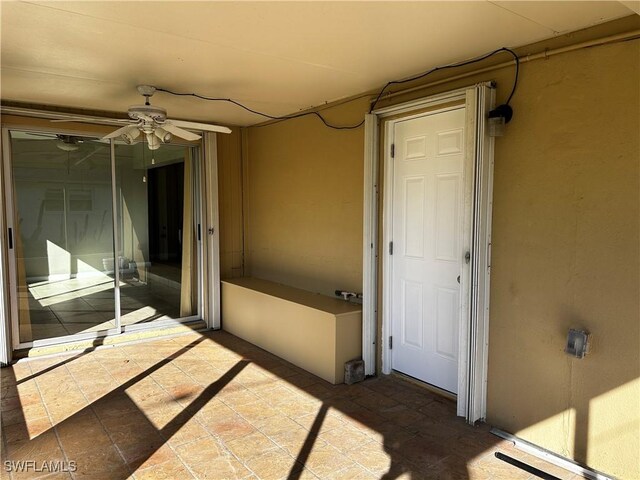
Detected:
left=9, top=131, right=117, bottom=343
left=114, top=142, right=199, bottom=326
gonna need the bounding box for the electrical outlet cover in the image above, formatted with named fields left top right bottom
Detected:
left=565, top=329, right=590, bottom=358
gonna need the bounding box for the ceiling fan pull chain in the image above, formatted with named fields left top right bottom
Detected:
left=142, top=141, right=147, bottom=183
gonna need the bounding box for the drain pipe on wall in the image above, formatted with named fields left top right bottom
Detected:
left=372, top=30, right=640, bottom=107
left=494, top=452, right=561, bottom=480
left=490, top=428, right=616, bottom=480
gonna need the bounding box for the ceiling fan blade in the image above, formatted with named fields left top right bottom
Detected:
left=74, top=147, right=102, bottom=166
left=102, top=124, right=138, bottom=140
left=162, top=123, right=202, bottom=141
left=50, top=117, right=129, bottom=125
left=168, top=119, right=231, bottom=134
left=50, top=117, right=96, bottom=123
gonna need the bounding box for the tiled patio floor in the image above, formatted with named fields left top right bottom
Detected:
left=1, top=331, right=579, bottom=479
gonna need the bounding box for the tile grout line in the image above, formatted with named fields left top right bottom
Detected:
left=61, top=354, right=134, bottom=479
left=166, top=357, right=263, bottom=479
left=27, top=360, right=77, bottom=480
left=1, top=362, right=34, bottom=480
left=10, top=332, right=531, bottom=480
left=133, top=347, right=209, bottom=480
left=146, top=338, right=269, bottom=478
left=167, top=340, right=310, bottom=479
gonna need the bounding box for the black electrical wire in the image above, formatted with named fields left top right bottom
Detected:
left=369, top=47, right=519, bottom=113
left=155, top=88, right=365, bottom=130
left=156, top=46, right=519, bottom=130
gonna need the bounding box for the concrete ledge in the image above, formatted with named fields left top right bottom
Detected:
left=221, top=277, right=362, bottom=384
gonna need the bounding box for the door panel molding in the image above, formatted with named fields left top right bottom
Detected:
left=390, top=107, right=465, bottom=395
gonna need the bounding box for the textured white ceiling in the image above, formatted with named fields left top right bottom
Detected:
left=0, top=1, right=634, bottom=126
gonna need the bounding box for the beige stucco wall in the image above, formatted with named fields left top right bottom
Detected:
left=244, top=22, right=640, bottom=479
left=486, top=38, right=640, bottom=478
left=244, top=98, right=369, bottom=297
left=217, top=127, right=244, bottom=279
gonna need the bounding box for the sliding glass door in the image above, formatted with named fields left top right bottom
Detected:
left=7, top=131, right=118, bottom=343
left=114, top=142, right=200, bottom=328
left=4, top=128, right=202, bottom=348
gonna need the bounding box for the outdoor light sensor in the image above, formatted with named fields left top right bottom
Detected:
left=565, top=329, right=591, bottom=359
left=488, top=104, right=513, bottom=137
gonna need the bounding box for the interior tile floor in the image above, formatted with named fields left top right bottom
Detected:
left=19, top=269, right=183, bottom=342
left=1, top=331, right=580, bottom=480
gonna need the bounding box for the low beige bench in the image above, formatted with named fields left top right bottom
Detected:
left=221, top=277, right=362, bottom=384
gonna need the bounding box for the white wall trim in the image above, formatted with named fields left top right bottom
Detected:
left=203, top=132, right=221, bottom=330
left=362, top=82, right=495, bottom=423
left=466, top=85, right=495, bottom=422
left=380, top=118, right=394, bottom=376
left=372, top=86, right=472, bottom=117
left=362, top=114, right=378, bottom=376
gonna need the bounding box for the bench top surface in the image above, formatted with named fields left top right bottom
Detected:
left=222, top=277, right=362, bottom=316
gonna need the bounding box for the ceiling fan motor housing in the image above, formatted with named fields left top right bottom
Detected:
left=128, top=104, right=167, bottom=123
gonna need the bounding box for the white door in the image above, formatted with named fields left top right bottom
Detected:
left=390, top=107, right=466, bottom=393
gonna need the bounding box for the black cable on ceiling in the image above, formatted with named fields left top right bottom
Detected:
left=155, top=88, right=365, bottom=130
left=156, top=46, right=520, bottom=130
left=369, top=47, right=520, bottom=113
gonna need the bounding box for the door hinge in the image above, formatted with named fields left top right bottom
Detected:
left=389, top=241, right=393, bottom=255
left=389, top=336, right=393, bottom=350
left=391, top=143, right=395, bottom=158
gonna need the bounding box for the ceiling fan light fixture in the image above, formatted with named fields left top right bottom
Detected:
left=56, top=140, right=80, bottom=152
left=145, top=133, right=161, bottom=150
left=154, top=127, right=172, bottom=144
left=122, top=127, right=141, bottom=145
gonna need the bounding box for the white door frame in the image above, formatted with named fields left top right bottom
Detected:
left=362, top=83, right=495, bottom=423
left=202, top=132, right=221, bottom=330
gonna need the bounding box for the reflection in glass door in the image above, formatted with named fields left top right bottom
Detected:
left=7, top=131, right=118, bottom=343
left=114, top=142, right=200, bottom=327
left=5, top=129, right=202, bottom=347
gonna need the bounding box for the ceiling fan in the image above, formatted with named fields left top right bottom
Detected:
left=56, top=135, right=84, bottom=152
left=100, top=85, right=231, bottom=149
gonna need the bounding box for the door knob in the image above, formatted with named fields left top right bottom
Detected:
left=457, top=275, right=460, bottom=284
left=465, top=251, right=471, bottom=264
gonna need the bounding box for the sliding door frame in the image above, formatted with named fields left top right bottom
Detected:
left=0, top=112, right=217, bottom=358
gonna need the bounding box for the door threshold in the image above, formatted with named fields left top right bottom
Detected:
left=12, top=320, right=207, bottom=361
left=392, top=370, right=457, bottom=402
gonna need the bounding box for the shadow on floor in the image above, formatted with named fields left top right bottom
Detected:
left=1, top=330, right=571, bottom=480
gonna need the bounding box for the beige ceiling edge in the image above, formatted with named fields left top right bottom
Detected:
left=249, top=15, right=640, bottom=129
left=0, top=100, right=241, bottom=131
left=2, top=16, right=637, bottom=130
left=619, top=1, right=640, bottom=15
